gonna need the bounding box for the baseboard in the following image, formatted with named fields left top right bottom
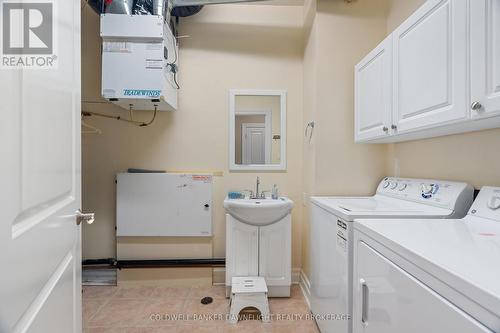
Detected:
left=83, top=267, right=117, bottom=286
left=212, top=267, right=226, bottom=286
left=299, top=269, right=311, bottom=309
left=212, top=267, right=302, bottom=286
left=291, top=267, right=301, bottom=284
left=117, top=267, right=212, bottom=286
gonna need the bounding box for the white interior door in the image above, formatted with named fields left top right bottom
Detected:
left=470, top=0, right=500, bottom=119
left=0, top=0, right=82, bottom=332
left=392, top=0, right=468, bottom=133
left=242, top=123, right=270, bottom=164
left=355, top=35, right=393, bottom=142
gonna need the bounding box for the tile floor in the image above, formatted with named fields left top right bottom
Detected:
left=83, top=284, right=319, bottom=333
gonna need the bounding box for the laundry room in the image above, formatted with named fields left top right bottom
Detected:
left=1, top=0, right=499, bottom=332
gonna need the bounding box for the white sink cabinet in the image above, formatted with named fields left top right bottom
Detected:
left=224, top=198, right=293, bottom=297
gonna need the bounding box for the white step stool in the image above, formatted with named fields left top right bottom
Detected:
left=229, top=276, right=270, bottom=324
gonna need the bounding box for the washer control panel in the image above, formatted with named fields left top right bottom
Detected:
left=377, top=177, right=473, bottom=210
left=420, top=183, right=439, bottom=199
left=469, top=187, right=500, bottom=221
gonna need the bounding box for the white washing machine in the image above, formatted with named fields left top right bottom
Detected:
left=352, top=186, right=500, bottom=333
left=309, top=177, right=474, bottom=333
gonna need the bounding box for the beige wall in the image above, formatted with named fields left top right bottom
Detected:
left=386, top=0, right=500, bottom=188
left=301, top=0, right=318, bottom=280
left=82, top=4, right=305, bottom=280
left=300, top=0, right=390, bottom=278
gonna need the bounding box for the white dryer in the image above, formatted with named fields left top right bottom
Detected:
left=309, top=177, right=474, bottom=333
left=352, top=186, right=500, bottom=333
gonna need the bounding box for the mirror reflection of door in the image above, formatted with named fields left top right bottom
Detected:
left=242, top=123, right=270, bottom=164
left=229, top=90, right=286, bottom=171
left=235, top=112, right=272, bottom=165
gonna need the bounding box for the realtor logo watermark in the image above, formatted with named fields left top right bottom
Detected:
left=1, top=0, right=57, bottom=68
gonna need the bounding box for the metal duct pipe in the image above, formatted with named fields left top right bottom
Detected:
left=172, top=0, right=272, bottom=7
left=104, top=0, right=134, bottom=14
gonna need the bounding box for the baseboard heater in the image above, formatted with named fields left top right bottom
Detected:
left=82, top=258, right=225, bottom=269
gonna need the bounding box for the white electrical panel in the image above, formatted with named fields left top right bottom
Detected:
left=116, top=173, right=213, bottom=237
left=100, top=14, right=178, bottom=111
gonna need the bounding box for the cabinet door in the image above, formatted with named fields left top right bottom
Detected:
left=470, top=0, right=500, bottom=119
left=225, top=215, right=259, bottom=282
left=355, top=35, right=393, bottom=142
left=353, top=241, right=492, bottom=333
left=259, top=215, right=291, bottom=287
left=392, top=0, right=468, bottom=134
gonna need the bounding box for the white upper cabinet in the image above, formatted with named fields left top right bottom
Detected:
left=355, top=36, right=393, bottom=142
left=392, top=0, right=468, bottom=134
left=355, top=0, right=500, bottom=143
left=470, top=0, right=500, bottom=119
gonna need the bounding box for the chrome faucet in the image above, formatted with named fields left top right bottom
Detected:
left=255, top=177, right=261, bottom=199
left=250, top=177, right=263, bottom=199
left=249, top=177, right=277, bottom=199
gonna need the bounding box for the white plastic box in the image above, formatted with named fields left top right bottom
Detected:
left=100, top=14, right=178, bottom=111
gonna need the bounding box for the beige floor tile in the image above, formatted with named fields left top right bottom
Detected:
left=84, top=299, right=109, bottom=324
left=175, top=323, right=220, bottom=333
left=88, top=299, right=149, bottom=327
left=269, top=298, right=310, bottom=316
left=124, top=326, right=178, bottom=333
left=187, top=285, right=226, bottom=300
left=85, top=327, right=177, bottom=333
left=270, top=320, right=320, bottom=333
left=83, top=283, right=313, bottom=333
left=218, top=319, right=273, bottom=333
left=83, top=286, right=119, bottom=299
left=183, top=297, right=229, bottom=318
left=289, top=285, right=304, bottom=300
left=136, top=299, right=187, bottom=327
left=152, top=286, right=191, bottom=299
left=84, top=327, right=127, bottom=333
left=114, top=285, right=157, bottom=299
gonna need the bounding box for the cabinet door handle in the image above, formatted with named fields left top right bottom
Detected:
left=391, top=124, right=397, bottom=130
left=471, top=101, right=482, bottom=111
left=382, top=126, right=388, bottom=132
left=360, top=278, right=369, bottom=325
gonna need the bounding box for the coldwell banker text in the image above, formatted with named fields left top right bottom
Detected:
left=1, top=1, right=57, bottom=68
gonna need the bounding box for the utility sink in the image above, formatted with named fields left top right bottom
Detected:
left=224, top=197, right=294, bottom=226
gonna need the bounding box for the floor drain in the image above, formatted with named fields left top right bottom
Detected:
left=201, top=296, right=213, bottom=305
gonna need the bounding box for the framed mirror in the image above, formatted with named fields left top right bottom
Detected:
left=229, top=89, right=286, bottom=171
